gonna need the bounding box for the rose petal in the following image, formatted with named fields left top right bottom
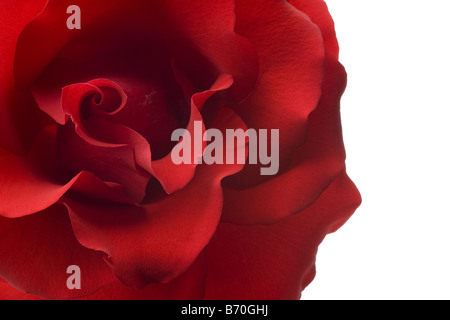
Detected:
left=163, top=0, right=258, bottom=100
left=0, top=0, right=48, bottom=153
left=68, top=171, right=133, bottom=205
left=0, top=126, right=132, bottom=218
left=58, top=121, right=150, bottom=203
left=222, top=61, right=348, bottom=224
left=14, top=0, right=117, bottom=88
left=204, top=171, right=361, bottom=300
left=0, top=204, right=116, bottom=299
left=289, top=0, right=340, bottom=60
left=61, top=80, right=127, bottom=139
left=0, top=278, right=43, bottom=300
left=0, top=152, right=73, bottom=218
left=78, top=251, right=207, bottom=300
left=221, top=0, right=351, bottom=224
left=151, top=74, right=234, bottom=194
left=64, top=108, right=247, bottom=288
left=0, top=250, right=207, bottom=300
left=230, top=0, right=325, bottom=176
left=96, top=74, right=187, bottom=160
left=63, top=174, right=219, bottom=289
left=0, top=125, right=77, bottom=218
left=62, top=80, right=153, bottom=175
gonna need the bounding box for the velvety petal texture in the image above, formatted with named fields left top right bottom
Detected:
left=0, top=0, right=48, bottom=154
left=205, top=171, right=361, bottom=299
left=0, top=205, right=115, bottom=299
left=0, top=251, right=207, bottom=300
left=221, top=0, right=350, bottom=225
left=231, top=0, right=325, bottom=170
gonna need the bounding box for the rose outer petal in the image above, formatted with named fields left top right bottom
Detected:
left=163, top=0, right=258, bottom=100
left=221, top=61, right=348, bottom=224
left=204, top=170, right=361, bottom=300
left=0, top=278, right=43, bottom=300
left=0, top=250, right=207, bottom=300
left=0, top=204, right=116, bottom=299
left=289, top=0, right=340, bottom=60
left=0, top=0, right=48, bottom=154
left=230, top=0, right=325, bottom=176
left=78, top=251, right=207, bottom=300
left=221, top=0, right=353, bottom=225
left=0, top=150, right=76, bottom=218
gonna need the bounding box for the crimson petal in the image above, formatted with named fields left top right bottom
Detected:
left=151, top=74, right=234, bottom=194
left=78, top=251, right=207, bottom=300
left=231, top=0, right=325, bottom=174
left=0, top=205, right=115, bottom=299
left=205, top=171, right=361, bottom=299
left=221, top=62, right=348, bottom=224
left=0, top=250, right=207, bottom=300
left=0, top=125, right=131, bottom=218
left=64, top=108, right=247, bottom=288
left=0, top=0, right=48, bottom=153
left=221, top=0, right=351, bottom=224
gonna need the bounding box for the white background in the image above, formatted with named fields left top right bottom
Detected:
left=302, top=0, right=450, bottom=300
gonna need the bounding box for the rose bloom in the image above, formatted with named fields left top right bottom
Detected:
left=0, top=0, right=361, bottom=300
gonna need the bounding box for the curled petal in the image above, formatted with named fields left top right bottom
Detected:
left=151, top=74, right=234, bottom=194
left=64, top=108, right=247, bottom=288
left=0, top=126, right=132, bottom=218
left=58, top=122, right=150, bottom=203
left=0, top=150, right=76, bottom=218
left=59, top=79, right=153, bottom=202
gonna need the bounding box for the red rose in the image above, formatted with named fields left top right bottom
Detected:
left=0, top=0, right=361, bottom=300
